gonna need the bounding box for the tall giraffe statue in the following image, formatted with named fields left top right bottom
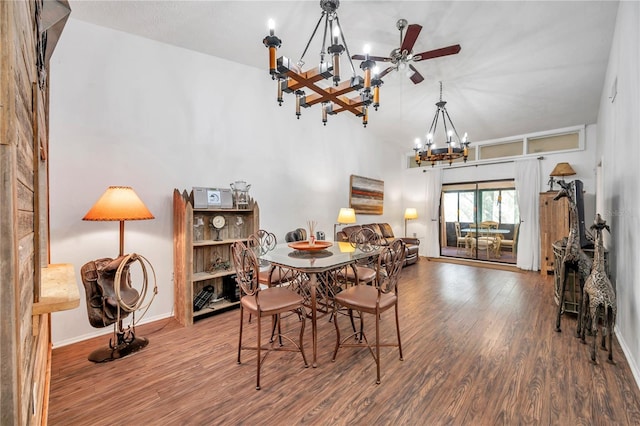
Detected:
left=554, top=180, right=592, bottom=335
left=580, top=214, right=616, bottom=364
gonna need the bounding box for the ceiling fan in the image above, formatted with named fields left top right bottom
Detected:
left=352, top=19, right=461, bottom=84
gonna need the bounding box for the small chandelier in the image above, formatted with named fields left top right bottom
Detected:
left=263, top=0, right=382, bottom=127
left=414, top=81, right=470, bottom=166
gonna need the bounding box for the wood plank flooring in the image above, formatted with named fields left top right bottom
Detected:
left=48, top=259, right=640, bottom=425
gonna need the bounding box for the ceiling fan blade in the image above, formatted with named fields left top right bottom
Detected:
left=413, top=44, right=462, bottom=62
left=378, top=66, right=395, bottom=78
left=351, top=54, right=392, bottom=62
left=400, top=24, right=422, bottom=53
left=408, top=65, right=424, bottom=84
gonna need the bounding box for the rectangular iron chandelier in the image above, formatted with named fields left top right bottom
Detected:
left=263, top=0, right=382, bottom=127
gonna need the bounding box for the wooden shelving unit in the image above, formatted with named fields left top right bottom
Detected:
left=539, top=191, right=569, bottom=275
left=173, top=189, right=259, bottom=326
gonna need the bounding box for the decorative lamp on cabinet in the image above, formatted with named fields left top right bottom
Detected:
left=548, top=162, right=576, bottom=191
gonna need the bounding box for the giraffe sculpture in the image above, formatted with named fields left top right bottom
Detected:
left=580, top=214, right=616, bottom=364
left=554, top=180, right=592, bottom=335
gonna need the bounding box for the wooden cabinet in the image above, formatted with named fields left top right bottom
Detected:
left=539, top=191, right=569, bottom=275
left=173, top=189, right=259, bottom=326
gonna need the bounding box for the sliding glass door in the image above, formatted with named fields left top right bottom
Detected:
left=441, top=180, right=520, bottom=264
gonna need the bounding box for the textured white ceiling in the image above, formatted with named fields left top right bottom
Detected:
left=67, top=0, right=619, bottom=149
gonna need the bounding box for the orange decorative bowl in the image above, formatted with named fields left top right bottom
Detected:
left=287, top=241, right=333, bottom=251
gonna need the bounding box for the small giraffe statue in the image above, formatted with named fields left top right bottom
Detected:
left=554, top=180, right=592, bottom=335
left=580, top=214, right=616, bottom=364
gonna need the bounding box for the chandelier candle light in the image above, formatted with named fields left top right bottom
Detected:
left=414, top=81, right=471, bottom=166
left=263, top=0, right=382, bottom=127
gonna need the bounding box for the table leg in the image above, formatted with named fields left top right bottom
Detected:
left=309, top=272, right=318, bottom=368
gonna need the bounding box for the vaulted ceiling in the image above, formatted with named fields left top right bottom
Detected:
left=67, top=0, right=619, bottom=149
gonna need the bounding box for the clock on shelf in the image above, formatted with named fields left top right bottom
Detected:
left=211, top=215, right=225, bottom=241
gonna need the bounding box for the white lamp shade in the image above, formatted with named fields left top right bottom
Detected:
left=336, top=208, right=356, bottom=224
left=404, top=208, right=418, bottom=220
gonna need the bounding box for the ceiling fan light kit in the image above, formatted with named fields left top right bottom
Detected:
left=263, top=0, right=381, bottom=127
left=351, top=18, right=461, bottom=85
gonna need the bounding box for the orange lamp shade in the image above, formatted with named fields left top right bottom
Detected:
left=83, top=186, right=154, bottom=221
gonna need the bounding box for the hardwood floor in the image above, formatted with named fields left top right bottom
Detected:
left=49, top=259, right=640, bottom=425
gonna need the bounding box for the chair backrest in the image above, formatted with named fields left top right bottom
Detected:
left=376, top=239, right=406, bottom=294
left=231, top=241, right=260, bottom=296
left=481, top=221, right=499, bottom=229
left=284, top=228, right=307, bottom=242
left=454, top=222, right=461, bottom=238
left=348, top=227, right=382, bottom=252
left=248, top=229, right=277, bottom=256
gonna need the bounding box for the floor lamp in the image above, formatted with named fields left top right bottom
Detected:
left=83, top=186, right=155, bottom=362
left=404, top=208, right=418, bottom=237
left=334, top=207, right=356, bottom=241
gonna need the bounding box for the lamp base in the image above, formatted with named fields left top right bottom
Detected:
left=88, top=336, right=149, bottom=363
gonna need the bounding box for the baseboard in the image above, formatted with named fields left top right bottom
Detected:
left=52, top=312, right=174, bottom=348
left=427, top=256, right=522, bottom=273
left=615, top=327, right=640, bottom=391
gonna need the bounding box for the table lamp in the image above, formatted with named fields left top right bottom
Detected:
left=83, top=186, right=155, bottom=256
left=548, top=162, right=576, bottom=191
left=334, top=207, right=356, bottom=241
left=404, top=208, right=418, bottom=237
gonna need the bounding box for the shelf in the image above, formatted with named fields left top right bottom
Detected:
left=193, top=208, right=254, bottom=213
left=33, top=264, right=81, bottom=315
left=193, top=299, right=240, bottom=319
left=192, top=269, right=236, bottom=282
left=174, top=188, right=259, bottom=326
left=193, top=238, right=248, bottom=247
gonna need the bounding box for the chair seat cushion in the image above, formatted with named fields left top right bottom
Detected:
left=341, top=265, right=376, bottom=284
left=241, top=287, right=303, bottom=315
left=334, top=285, right=397, bottom=313
left=258, top=267, right=291, bottom=285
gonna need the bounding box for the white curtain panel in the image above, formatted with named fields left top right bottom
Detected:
left=514, top=159, right=541, bottom=270
left=424, top=168, right=443, bottom=258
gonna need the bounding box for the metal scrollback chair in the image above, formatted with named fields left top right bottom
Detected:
left=231, top=240, right=308, bottom=390
left=247, top=229, right=293, bottom=286
left=341, top=227, right=382, bottom=285
left=332, top=238, right=406, bottom=384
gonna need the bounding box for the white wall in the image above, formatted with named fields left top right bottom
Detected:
left=596, top=1, right=640, bottom=386
left=48, top=19, right=404, bottom=346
